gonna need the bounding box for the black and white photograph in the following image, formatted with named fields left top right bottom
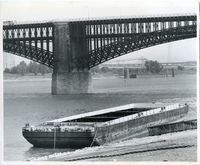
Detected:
left=0, top=1, right=199, bottom=164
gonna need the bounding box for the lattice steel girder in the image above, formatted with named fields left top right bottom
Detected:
left=70, top=15, right=196, bottom=37
left=70, top=15, right=196, bottom=67
left=3, top=41, right=53, bottom=67
left=72, top=25, right=196, bottom=69
left=3, top=24, right=54, bottom=40
left=3, top=22, right=54, bottom=68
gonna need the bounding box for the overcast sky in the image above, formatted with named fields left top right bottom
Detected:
left=1, top=1, right=198, bottom=67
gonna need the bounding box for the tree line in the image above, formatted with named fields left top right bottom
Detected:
left=4, top=60, right=165, bottom=75
left=91, top=60, right=164, bottom=74
left=4, top=61, right=53, bottom=75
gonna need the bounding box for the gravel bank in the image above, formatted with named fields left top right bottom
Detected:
left=30, top=129, right=197, bottom=162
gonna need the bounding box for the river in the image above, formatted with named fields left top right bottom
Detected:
left=3, top=74, right=197, bottom=161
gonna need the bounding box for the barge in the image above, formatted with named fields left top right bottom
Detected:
left=22, top=103, right=189, bottom=148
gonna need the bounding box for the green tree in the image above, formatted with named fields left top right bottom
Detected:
left=4, top=68, right=10, bottom=73
left=28, top=62, right=39, bottom=75
left=27, top=61, right=52, bottom=75
left=145, top=60, right=163, bottom=74
left=10, top=66, right=18, bottom=74
left=17, top=61, right=27, bottom=76
left=38, top=64, right=45, bottom=75
left=101, top=67, right=109, bottom=73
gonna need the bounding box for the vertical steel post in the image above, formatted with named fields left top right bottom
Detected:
left=23, top=27, right=26, bottom=57
left=29, top=26, right=32, bottom=59
left=35, top=27, right=38, bottom=61
left=46, top=25, right=50, bottom=67
left=54, top=126, right=56, bottom=150
left=17, top=28, right=21, bottom=55
left=40, top=27, right=44, bottom=63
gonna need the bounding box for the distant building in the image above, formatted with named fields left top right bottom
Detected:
left=161, top=61, right=197, bottom=69
left=99, top=60, right=197, bottom=73
left=99, top=58, right=147, bottom=69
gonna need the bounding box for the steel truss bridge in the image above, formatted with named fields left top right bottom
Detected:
left=3, top=14, right=197, bottom=70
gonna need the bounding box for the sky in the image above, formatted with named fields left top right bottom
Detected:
left=0, top=1, right=199, bottom=68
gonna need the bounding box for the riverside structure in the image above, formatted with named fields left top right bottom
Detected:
left=22, top=103, right=189, bottom=148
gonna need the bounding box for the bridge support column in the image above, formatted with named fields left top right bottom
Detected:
left=172, top=68, right=175, bottom=77
left=166, top=69, right=168, bottom=77
left=124, top=68, right=130, bottom=79
left=52, top=71, right=92, bottom=94
left=51, top=23, right=92, bottom=94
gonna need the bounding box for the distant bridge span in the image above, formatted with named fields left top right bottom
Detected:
left=3, top=14, right=197, bottom=94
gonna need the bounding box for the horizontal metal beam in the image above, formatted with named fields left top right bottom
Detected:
left=3, top=22, right=54, bottom=29
left=69, top=15, right=196, bottom=25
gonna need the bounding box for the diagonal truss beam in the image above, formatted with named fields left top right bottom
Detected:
left=3, top=41, right=53, bottom=67
left=71, top=25, right=196, bottom=69
left=3, top=15, right=197, bottom=70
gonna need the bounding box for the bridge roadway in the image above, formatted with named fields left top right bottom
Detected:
left=3, top=14, right=197, bottom=94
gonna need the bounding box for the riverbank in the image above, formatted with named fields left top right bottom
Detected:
left=3, top=73, right=52, bottom=81
left=30, top=129, right=197, bottom=162
left=3, top=69, right=197, bottom=81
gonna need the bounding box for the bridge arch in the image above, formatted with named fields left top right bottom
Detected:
left=72, top=25, right=196, bottom=69
left=3, top=41, right=53, bottom=68
left=3, top=15, right=197, bottom=70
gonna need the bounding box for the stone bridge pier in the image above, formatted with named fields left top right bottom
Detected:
left=52, top=22, right=92, bottom=94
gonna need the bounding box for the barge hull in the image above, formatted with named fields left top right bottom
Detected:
left=23, top=132, right=95, bottom=148
left=22, top=103, right=189, bottom=148
left=94, top=105, right=189, bottom=145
